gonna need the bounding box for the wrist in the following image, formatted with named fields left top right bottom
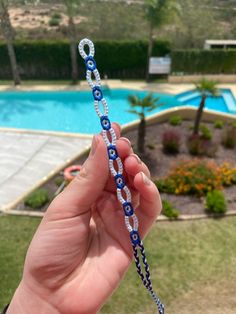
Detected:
left=7, top=280, right=59, bottom=314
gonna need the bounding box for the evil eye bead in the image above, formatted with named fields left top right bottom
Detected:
left=130, top=230, right=141, bottom=245
left=100, top=115, right=111, bottom=130
left=115, top=174, right=125, bottom=189
left=122, top=202, right=134, bottom=217
left=85, top=56, right=97, bottom=71
left=107, top=145, right=118, bottom=160
left=92, top=86, right=103, bottom=101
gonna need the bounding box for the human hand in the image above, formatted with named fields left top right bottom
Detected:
left=8, top=123, right=162, bottom=314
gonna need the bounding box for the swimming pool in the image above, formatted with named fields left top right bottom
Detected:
left=0, top=88, right=235, bottom=134
left=176, top=88, right=236, bottom=114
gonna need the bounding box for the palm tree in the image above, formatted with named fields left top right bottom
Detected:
left=128, top=93, right=160, bottom=154
left=144, top=0, right=179, bottom=82
left=193, top=79, right=219, bottom=135
left=0, top=0, right=21, bottom=85
left=63, top=0, right=80, bottom=84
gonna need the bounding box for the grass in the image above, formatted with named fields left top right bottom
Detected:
left=1, top=215, right=236, bottom=313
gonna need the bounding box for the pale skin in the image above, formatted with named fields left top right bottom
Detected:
left=7, top=123, right=162, bottom=314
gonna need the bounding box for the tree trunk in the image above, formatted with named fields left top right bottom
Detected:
left=145, top=23, right=154, bottom=82
left=193, top=95, right=206, bottom=135
left=68, top=16, right=78, bottom=84
left=0, top=2, right=20, bottom=85
left=6, top=39, right=20, bottom=85
left=137, top=116, right=146, bottom=153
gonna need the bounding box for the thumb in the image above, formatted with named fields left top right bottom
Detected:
left=46, top=135, right=109, bottom=220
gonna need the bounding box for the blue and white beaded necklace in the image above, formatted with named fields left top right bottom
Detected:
left=78, top=38, right=164, bottom=314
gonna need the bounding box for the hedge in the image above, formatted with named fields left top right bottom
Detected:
left=171, top=49, right=236, bottom=74
left=0, top=40, right=170, bottom=80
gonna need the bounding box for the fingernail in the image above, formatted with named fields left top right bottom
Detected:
left=130, top=153, right=142, bottom=164
left=120, top=137, right=131, bottom=147
left=90, top=135, right=99, bottom=156
left=141, top=171, right=151, bottom=185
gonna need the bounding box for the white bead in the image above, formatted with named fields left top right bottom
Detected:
left=109, top=159, right=117, bottom=176
left=94, top=98, right=108, bottom=118
left=102, top=127, right=117, bottom=147
left=78, top=38, right=95, bottom=59
left=86, top=69, right=101, bottom=89
left=132, top=213, right=139, bottom=231
left=124, top=213, right=139, bottom=232
left=109, top=157, right=123, bottom=177
left=109, top=127, right=117, bottom=145
left=117, top=186, right=131, bottom=204
left=125, top=216, right=133, bottom=232
left=102, top=130, right=110, bottom=146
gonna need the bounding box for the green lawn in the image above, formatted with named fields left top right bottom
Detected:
left=1, top=215, right=236, bottom=313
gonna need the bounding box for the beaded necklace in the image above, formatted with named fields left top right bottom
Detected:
left=78, top=38, right=164, bottom=314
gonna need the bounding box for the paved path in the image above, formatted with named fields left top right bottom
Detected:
left=0, top=130, right=92, bottom=211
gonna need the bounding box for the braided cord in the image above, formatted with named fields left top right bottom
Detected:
left=78, top=38, right=164, bottom=314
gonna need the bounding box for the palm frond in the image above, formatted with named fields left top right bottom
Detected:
left=195, top=79, right=219, bottom=96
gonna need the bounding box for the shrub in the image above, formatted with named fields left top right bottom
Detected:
left=24, top=189, right=50, bottom=209
left=162, top=129, right=181, bottom=154
left=200, top=125, right=212, bottom=140
left=169, top=115, right=182, bottom=126
left=147, top=143, right=155, bottom=150
left=54, top=177, right=64, bottom=187
left=52, top=12, right=62, bottom=20
left=205, top=190, right=227, bottom=214
left=171, top=49, right=236, bottom=74
left=214, top=120, right=224, bottom=129
left=156, top=178, right=175, bottom=194
left=162, top=200, right=179, bottom=219
left=187, top=134, right=217, bottom=157
left=49, top=17, right=60, bottom=27
left=0, top=40, right=170, bottom=80
left=231, top=122, right=236, bottom=128
left=222, top=126, right=236, bottom=149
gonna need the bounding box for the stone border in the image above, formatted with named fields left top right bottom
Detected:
left=121, top=105, right=236, bottom=134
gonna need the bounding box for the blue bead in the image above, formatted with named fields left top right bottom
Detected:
left=122, top=202, right=134, bottom=216
left=92, top=86, right=103, bottom=101
left=115, top=174, right=125, bottom=189
left=100, top=115, right=111, bottom=130
left=107, top=145, right=118, bottom=160
left=85, top=56, right=96, bottom=71
left=130, top=230, right=141, bottom=245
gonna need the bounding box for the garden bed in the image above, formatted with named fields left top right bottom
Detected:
left=15, top=119, right=236, bottom=217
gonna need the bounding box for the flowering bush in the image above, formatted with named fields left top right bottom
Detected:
left=156, top=160, right=236, bottom=197
left=219, top=163, right=236, bottom=186
left=162, top=129, right=181, bottom=154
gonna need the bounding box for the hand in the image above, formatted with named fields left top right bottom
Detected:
left=8, top=124, right=162, bottom=314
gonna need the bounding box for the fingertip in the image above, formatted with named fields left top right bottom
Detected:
left=134, top=172, right=159, bottom=200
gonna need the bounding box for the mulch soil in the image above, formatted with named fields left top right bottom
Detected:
left=16, top=120, right=236, bottom=216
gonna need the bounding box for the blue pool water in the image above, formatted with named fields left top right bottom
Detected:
left=176, top=88, right=236, bottom=114
left=0, top=88, right=235, bottom=134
